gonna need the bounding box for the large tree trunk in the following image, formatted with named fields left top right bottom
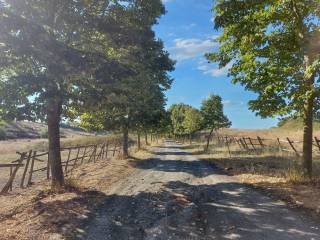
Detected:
left=302, top=53, right=316, bottom=178
left=47, top=99, right=64, bottom=189
left=302, top=90, right=314, bottom=178
left=123, top=127, right=129, bottom=158
left=137, top=132, right=141, bottom=150
left=145, top=133, right=148, bottom=145
left=205, top=128, right=214, bottom=152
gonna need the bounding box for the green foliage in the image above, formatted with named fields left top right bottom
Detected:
left=169, top=104, right=192, bottom=136
left=200, top=94, right=231, bottom=130
left=169, top=104, right=203, bottom=136
left=183, top=108, right=202, bottom=135
left=207, top=0, right=320, bottom=118
left=79, top=0, right=174, bottom=138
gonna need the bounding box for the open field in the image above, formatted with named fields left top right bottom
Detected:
left=0, top=121, right=91, bottom=140
left=217, top=127, right=320, bottom=141
left=0, top=135, right=122, bottom=164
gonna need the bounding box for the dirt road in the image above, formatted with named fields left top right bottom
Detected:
left=80, top=140, right=320, bottom=240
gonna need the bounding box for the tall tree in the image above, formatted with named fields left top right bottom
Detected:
left=183, top=107, right=202, bottom=143
left=0, top=0, right=132, bottom=188
left=207, top=0, right=320, bottom=177
left=169, top=103, right=192, bottom=137
left=200, top=94, right=231, bottom=151
left=80, top=0, right=174, bottom=157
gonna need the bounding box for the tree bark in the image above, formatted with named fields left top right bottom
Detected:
left=302, top=89, right=314, bottom=178
left=137, top=132, right=141, bottom=150
left=145, top=133, right=148, bottom=145
left=47, top=98, right=64, bottom=189
left=123, top=127, right=129, bottom=158
left=205, top=128, right=214, bottom=152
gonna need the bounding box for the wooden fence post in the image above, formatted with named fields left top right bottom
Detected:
left=113, top=143, right=117, bottom=157
left=257, top=136, right=264, bottom=149
left=225, top=136, right=232, bottom=157
left=105, top=143, right=109, bottom=160
left=27, top=151, right=37, bottom=186
left=20, top=150, right=33, bottom=188
left=1, top=153, right=26, bottom=194
left=248, top=137, right=256, bottom=151
left=74, top=147, right=81, bottom=166
left=64, top=148, right=72, bottom=174
left=287, top=137, right=300, bottom=157
left=242, top=137, right=249, bottom=149
left=81, top=146, right=87, bottom=164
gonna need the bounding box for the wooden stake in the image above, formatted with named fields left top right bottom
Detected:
left=1, top=153, right=26, bottom=194
left=64, top=148, right=72, bottom=174
left=27, top=151, right=37, bottom=186
left=287, top=137, right=300, bottom=157
left=20, top=150, right=32, bottom=188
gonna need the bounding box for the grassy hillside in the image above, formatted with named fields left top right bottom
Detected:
left=277, top=118, right=320, bottom=131
left=0, top=121, right=91, bottom=140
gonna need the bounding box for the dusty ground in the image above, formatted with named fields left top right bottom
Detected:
left=0, top=154, right=136, bottom=240
left=80, top=140, right=320, bottom=240
left=1, top=140, right=320, bottom=239
left=193, top=143, right=320, bottom=219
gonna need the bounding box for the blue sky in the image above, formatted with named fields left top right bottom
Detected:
left=154, top=0, right=278, bottom=129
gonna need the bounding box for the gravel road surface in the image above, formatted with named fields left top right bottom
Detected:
left=79, top=140, right=320, bottom=240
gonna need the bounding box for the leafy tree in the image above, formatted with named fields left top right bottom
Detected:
left=169, top=103, right=192, bottom=136
left=207, top=0, right=320, bottom=177
left=200, top=94, right=231, bottom=151
left=0, top=0, right=134, bottom=188
left=183, top=107, right=202, bottom=143
left=80, top=0, right=174, bottom=157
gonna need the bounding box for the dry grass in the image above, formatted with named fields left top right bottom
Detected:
left=217, top=127, right=320, bottom=141
left=0, top=134, right=122, bottom=164
left=189, top=138, right=320, bottom=216
left=0, top=148, right=141, bottom=240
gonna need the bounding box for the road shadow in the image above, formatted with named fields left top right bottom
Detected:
left=134, top=157, right=221, bottom=178
left=69, top=181, right=320, bottom=240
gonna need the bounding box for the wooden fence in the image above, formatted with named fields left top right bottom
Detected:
left=0, top=141, right=122, bottom=194
left=211, top=134, right=320, bottom=157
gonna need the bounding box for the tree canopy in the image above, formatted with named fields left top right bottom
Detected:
left=0, top=0, right=174, bottom=188
left=207, top=0, right=320, bottom=177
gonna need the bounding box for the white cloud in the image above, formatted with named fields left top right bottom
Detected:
left=169, top=37, right=218, bottom=61
left=197, top=61, right=232, bottom=77
left=222, top=100, right=245, bottom=107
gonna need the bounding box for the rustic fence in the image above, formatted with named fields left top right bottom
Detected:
left=0, top=141, right=122, bottom=194
left=209, top=134, right=320, bottom=157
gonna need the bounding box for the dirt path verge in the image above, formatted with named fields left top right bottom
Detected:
left=0, top=155, right=137, bottom=240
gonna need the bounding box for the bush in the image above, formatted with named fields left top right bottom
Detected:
left=0, top=127, right=7, bottom=140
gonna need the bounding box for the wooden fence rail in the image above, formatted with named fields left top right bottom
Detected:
left=209, top=134, right=320, bottom=157
left=0, top=141, right=122, bottom=194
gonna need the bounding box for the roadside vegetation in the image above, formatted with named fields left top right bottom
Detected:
left=0, top=0, right=174, bottom=189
